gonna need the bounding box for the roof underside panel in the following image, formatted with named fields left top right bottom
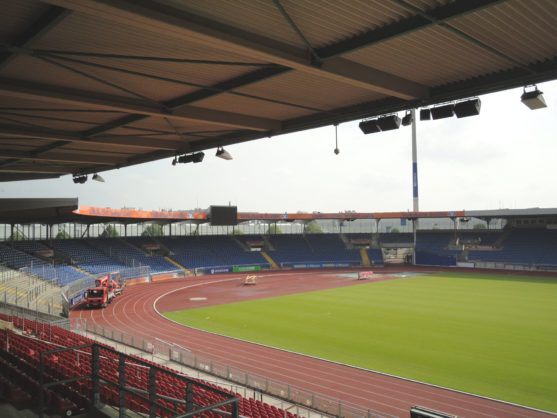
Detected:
left=123, top=116, right=237, bottom=135
left=345, top=25, right=513, bottom=87
left=1, top=55, right=143, bottom=100
left=159, top=0, right=305, bottom=49
left=0, top=0, right=555, bottom=181
left=34, top=10, right=254, bottom=59
left=450, top=0, right=557, bottom=65
left=194, top=92, right=316, bottom=121
left=237, top=71, right=387, bottom=111
left=250, top=0, right=412, bottom=48
left=0, top=2, right=51, bottom=43
left=0, top=109, right=122, bottom=132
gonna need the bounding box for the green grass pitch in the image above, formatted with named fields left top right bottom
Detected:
left=164, top=273, right=557, bottom=411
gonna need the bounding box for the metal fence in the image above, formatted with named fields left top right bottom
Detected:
left=0, top=268, right=63, bottom=314
left=74, top=319, right=395, bottom=418
left=473, top=261, right=557, bottom=272
left=0, top=300, right=69, bottom=329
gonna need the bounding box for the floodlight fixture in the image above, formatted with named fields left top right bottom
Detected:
left=521, top=85, right=547, bottom=110
left=177, top=152, right=205, bottom=164
left=454, top=98, right=481, bottom=118
left=92, top=173, right=105, bottom=182
left=359, top=119, right=381, bottom=134
left=215, top=147, right=233, bottom=160
left=72, top=174, right=87, bottom=184
left=430, top=103, right=455, bottom=120
left=377, top=115, right=401, bottom=131
left=419, top=108, right=431, bottom=120
left=401, top=111, right=413, bottom=126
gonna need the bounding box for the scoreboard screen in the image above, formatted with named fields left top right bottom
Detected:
left=209, top=205, right=238, bottom=226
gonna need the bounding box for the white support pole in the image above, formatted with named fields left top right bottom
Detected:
left=411, top=108, right=419, bottom=213
left=411, top=109, right=419, bottom=264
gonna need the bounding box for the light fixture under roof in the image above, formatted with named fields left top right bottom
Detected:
left=92, top=173, right=105, bottom=182
left=215, top=147, right=232, bottom=160
left=521, top=85, right=547, bottom=110
left=176, top=152, right=205, bottom=164
left=72, top=174, right=87, bottom=184
left=401, top=111, right=413, bottom=126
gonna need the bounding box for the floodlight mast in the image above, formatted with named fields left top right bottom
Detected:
left=411, top=108, right=419, bottom=214
left=411, top=108, right=419, bottom=265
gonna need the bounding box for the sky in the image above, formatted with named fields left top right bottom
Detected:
left=1, top=80, right=556, bottom=214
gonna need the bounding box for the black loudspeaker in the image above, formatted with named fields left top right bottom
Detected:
left=430, top=104, right=455, bottom=120
left=419, top=109, right=431, bottom=120
left=377, top=115, right=401, bottom=131
left=359, top=120, right=381, bottom=134
left=454, top=98, right=481, bottom=118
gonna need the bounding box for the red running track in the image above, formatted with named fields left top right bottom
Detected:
left=72, top=270, right=555, bottom=418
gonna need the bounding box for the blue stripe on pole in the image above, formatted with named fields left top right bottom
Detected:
left=413, top=162, right=419, bottom=198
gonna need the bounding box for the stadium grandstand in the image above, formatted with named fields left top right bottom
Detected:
left=1, top=200, right=557, bottom=414
left=1, top=201, right=557, bottom=417
left=1, top=0, right=557, bottom=417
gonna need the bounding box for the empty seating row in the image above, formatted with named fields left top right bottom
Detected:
left=0, top=243, right=85, bottom=286
left=0, top=314, right=297, bottom=418
left=87, top=238, right=175, bottom=273
left=48, top=240, right=129, bottom=275
left=160, top=236, right=268, bottom=269
left=268, top=234, right=360, bottom=265
left=468, top=229, right=557, bottom=266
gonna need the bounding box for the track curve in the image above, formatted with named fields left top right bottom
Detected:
left=72, top=270, right=555, bottom=418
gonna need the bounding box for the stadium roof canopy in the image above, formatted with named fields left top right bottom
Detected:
left=1, top=199, right=557, bottom=225
left=1, top=0, right=556, bottom=182
left=0, top=198, right=77, bottom=224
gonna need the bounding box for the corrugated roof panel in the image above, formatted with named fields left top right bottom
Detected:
left=0, top=138, right=50, bottom=149
left=124, top=116, right=229, bottom=134
left=30, top=13, right=268, bottom=91
left=0, top=113, right=106, bottom=132
left=193, top=93, right=314, bottom=120
left=0, top=99, right=124, bottom=130
left=345, top=25, right=512, bottom=87
left=238, top=71, right=384, bottom=111
left=5, top=160, right=82, bottom=172
left=0, top=0, right=51, bottom=44
left=54, top=142, right=137, bottom=155
left=159, top=0, right=448, bottom=52
left=269, top=0, right=410, bottom=49
left=1, top=55, right=142, bottom=100
left=450, top=0, right=557, bottom=66
left=159, top=0, right=302, bottom=48
left=52, top=59, right=199, bottom=104
left=405, top=0, right=449, bottom=9
left=100, top=126, right=165, bottom=136
left=0, top=96, right=125, bottom=114
left=34, top=11, right=261, bottom=65
left=65, top=58, right=263, bottom=98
